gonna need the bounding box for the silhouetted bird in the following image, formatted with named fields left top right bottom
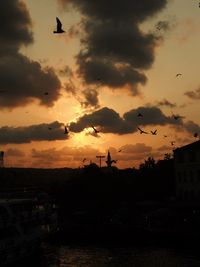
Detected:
left=91, top=126, right=100, bottom=134
left=151, top=130, right=157, bottom=135
left=163, top=135, right=167, bottom=138
left=176, top=73, right=182, bottom=77
left=82, top=158, right=86, bottom=163
left=138, top=127, right=148, bottom=134
left=194, top=132, right=198, bottom=138
left=137, top=113, right=143, bottom=117
left=53, top=17, right=65, bottom=34
left=171, top=111, right=185, bottom=120
left=171, top=141, right=175, bottom=146
left=44, top=92, right=49, bottom=95
left=118, top=149, right=122, bottom=152
left=172, top=114, right=185, bottom=120
left=48, top=127, right=52, bottom=130
left=64, top=126, right=69, bottom=134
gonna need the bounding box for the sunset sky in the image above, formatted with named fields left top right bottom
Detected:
left=1, top=0, right=200, bottom=168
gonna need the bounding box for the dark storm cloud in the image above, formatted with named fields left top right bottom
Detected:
left=0, top=0, right=33, bottom=52
left=0, top=121, right=68, bottom=144
left=77, top=55, right=146, bottom=95
left=184, top=87, right=200, bottom=100
left=69, top=106, right=182, bottom=134
left=81, top=88, right=100, bottom=108
left=59, top=0, right=168, bottom=93
left=123, top=106, right=178, bottom=126
left=0, top=54, right=61, bottom=108
left=69, top=107, right=131, bottom=134
left=0, top=0, right=61, bottom=108
left=157, top=99, right=176, bottom=108
left=59, top=0, right=167, bottom=22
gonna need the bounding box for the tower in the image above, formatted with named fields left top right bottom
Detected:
left=106, top=150, right=117, bottom=167
left=0, top=151, right=4, bottom=168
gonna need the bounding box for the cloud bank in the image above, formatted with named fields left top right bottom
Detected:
left=58, top=0, right=168, bottom=95
left=0, top=121, right=67, bottom=144
left=0, top=0, right=61, bottom=109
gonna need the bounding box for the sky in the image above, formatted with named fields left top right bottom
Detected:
left=1, top=0, right=200, bottom=169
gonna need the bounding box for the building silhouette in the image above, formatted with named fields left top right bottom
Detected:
left=0, top=151, right=4, bottom=168
left=174, top=140, right=200, bottom=201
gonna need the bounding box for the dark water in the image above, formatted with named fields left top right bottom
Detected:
left=14, top=244, right=200, bottom=267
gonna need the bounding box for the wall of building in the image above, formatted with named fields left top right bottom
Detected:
left=174, top=148, right=200, bottom=201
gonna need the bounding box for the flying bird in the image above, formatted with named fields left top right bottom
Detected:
left=151, top=130, right=157, bottom=135
left=44, top=92, right=49, bottom=95
left=137, top=113, right=143, bottom=117
left=172, top=114, right=185, bottom=120
left=163, top=135, right=168, bottom=138
left=64, top=126, right=69, bottom=134
left=176, top=73, right=182, bottom=78
left=171, top=111, right=185, bottom=120
left=53, top=17, right=65, bottom=34
left=118, top=149, right=122, bottom=153
left=138, top=127, right=148, bottom=134
left=194, top=132, right=198, bottom=138
left=91, top=126, right=100, bottom=134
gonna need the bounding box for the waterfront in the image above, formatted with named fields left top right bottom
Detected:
left=14, top=243, right=200, bottom=267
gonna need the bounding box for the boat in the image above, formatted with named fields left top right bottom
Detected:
left=0, top=189, right=57, bottom=266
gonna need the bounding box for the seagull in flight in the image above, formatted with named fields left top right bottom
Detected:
left=172, top=114, right=185, bottom=120
left=53, top=17, right=65, bottom=34
left=91, top=126, right=100, bottom=134
left=138, top=127, right=148, bottom=134
left=171, top=111, right=185, bottom=120
left=64, top=126, right=69, bottom=134
left=151, top=130, right=157, bottom=135
left=176, top=73, right=182, bottom=78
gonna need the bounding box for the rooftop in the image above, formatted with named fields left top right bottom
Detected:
left=174, top=140, right=200, bottom=153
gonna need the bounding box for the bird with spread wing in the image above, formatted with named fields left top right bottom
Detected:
left=138, top=127, right=148, bottom=134
left=53, top=17, right=65, bottom=34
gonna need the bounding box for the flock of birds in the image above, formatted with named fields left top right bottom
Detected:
left=136, top=110, right=199, bottom=148
left=51, top=17, right=200, bottom=162
left=0, top=17, right=197, bottom=166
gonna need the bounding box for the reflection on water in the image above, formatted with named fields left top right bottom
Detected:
left=14, top=244, right=200, bottom=267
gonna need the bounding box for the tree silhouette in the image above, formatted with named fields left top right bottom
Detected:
left=139, top=157, right=156, bottom=170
